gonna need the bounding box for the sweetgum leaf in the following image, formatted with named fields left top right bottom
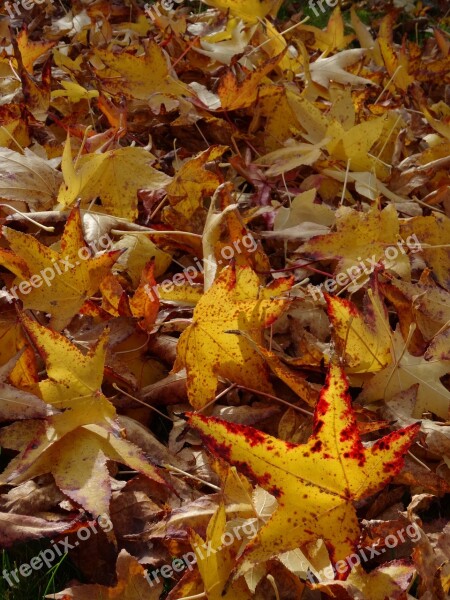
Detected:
left=188, top=364, right=419, bottom=572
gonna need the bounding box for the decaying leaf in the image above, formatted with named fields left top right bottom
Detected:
left=0, top=147, right=62, bottom=209
left=0, top=352, right=53, bottom=421
left=0, top=512, right=75, bottom=549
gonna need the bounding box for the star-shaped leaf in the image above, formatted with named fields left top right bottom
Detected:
left=188, top=364, right=419, bottom=572
left=0, top=206, right=121, bottom=329
left=93, top=43, right=187, bottom=101
left=301, top=204, right=408, bottom=282
left=0, top=314, right=168, bottom=514
left=164, top=145, right=226, bottom=226
left=58, top=138, right=171, bottom=220
left=172, top=265, right=292, bottom=409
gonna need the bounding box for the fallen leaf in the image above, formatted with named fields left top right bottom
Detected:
left=0, top=313, right=168, bottom=515
left=217, top=53, right=285, bottom=111
left=0, top=512, right=75, bottom=548
left=92, top=43, right=187, bottom=101
left=302, top=49, right=373, bottom=89
left=0, top=352, right=53, bottom=421
left=188, top=503, right=252, bottom=599
left=58, top=138, right=172, bottom=220
left=325, top=284, right=392, bottom=373
left=202, top=0, right=283, bottom=23
left=0, top=147, right=62, bottom=209
left=164, top=145, right=227, bottom=227
left=172, top=265, right=291, bottom=409
left=358, top=329, right=450, bottom=419
left=1, top=206, right=121, bottom=329
left=188, top=364, right=419, bottom=571
left=313, top=560, right=416, bottom=599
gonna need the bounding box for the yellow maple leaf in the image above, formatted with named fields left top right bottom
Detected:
left=301, top=204, right=409, bottom=284
left=57, top=137, right=171, bottom=220
left=252, top=86, right=302, bottom=152
left=16, top=26, right=55, bottom=74
left=92, top=43, right=188, bottom=101
left=420, top=102, right=450, bottom=142
left=172, top=265, right=291, bottom=409
left=0, top=314, right=168, bottom=514
left=111, top=234, right=171, bottom=287
left=164, top=146, right=227, bottom=227
left=326, top=114, right=388, bottom=173
left=377, top=13, right=414, bottom=92
left=300, top=7, right=355, bottom=52
left=260, top=19, right=304, bottom=74
left=0, top=207, right=121, bottom=330
left=51, top=80, right=99, bottom=103
left=188, top=364, right=419, bottom=571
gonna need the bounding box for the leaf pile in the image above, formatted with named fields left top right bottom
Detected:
left=0, top=1, right=449, bottom=599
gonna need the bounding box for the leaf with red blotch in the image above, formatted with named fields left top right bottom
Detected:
left=188, top=364, right=419, bottom=574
